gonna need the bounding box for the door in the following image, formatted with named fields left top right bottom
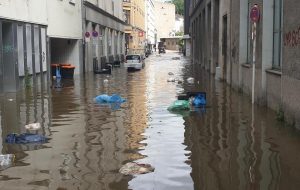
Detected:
left=2, top=22, right=19, bottom=92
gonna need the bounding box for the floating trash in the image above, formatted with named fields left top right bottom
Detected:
left=119, top=162, right=154, bottom=175
left=94, top=94, right=126, bottom=110
left=103, top=79, right=109, bottom=84
left=176, top=88, right=184, bottom=94
left=8, top=99, right=13, bottom=102
left=172, top=57, right=180, bottom=60
left=25, top=123, right=41, bottom=130
left=0, top=154, right=15, bottom=171
left=167, top=100, right=190, bottom=111
left=167, top=78, right=175, bottom=82
left=94, top=94, right=126, bottom=104
left=5, top=133, right=48, bottom=144
left=187, top=77, right=195, bottom=84
left=168, top=72, right=174, bottom=75
left=191, top=93, right=207, bottom=107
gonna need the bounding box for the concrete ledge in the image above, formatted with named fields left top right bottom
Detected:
left=242, top=63, right=251, bottom=68
left=266, top=69, right=282, bottom=76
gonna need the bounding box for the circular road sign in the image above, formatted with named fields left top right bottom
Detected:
left=250, top=4, right=260, bottom=23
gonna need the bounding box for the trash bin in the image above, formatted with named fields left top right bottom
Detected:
left=61, top=65, right=75, bottom=78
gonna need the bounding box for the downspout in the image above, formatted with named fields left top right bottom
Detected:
left=82, top=0, right=86, bottom=75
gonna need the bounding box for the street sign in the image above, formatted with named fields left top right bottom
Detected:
left=92, top=31, right=99, bottom=37
left=250, top=4, right=260, bottom=23
left=85, top=32, right=90, bottom=38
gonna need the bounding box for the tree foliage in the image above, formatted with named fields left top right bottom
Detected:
left=172, top=0, right=184, bottom=15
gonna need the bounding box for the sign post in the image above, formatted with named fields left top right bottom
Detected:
left=250, top=4, right=260, bottom=104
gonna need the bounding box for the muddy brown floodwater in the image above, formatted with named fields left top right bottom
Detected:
left=1, top=51, right=300, bottom=190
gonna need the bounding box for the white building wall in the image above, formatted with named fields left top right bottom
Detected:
left=154, top=1, right=175, bottom=40
left=47, top=0, right=82, bottom=39
left=175, top=17, right=184, bottom=32
left=146, top=0, right=156, bottom=44
left=87, top=0, right=123, bottom=20
left=0, top=0, right=47, bottom=24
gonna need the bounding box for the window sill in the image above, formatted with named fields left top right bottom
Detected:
left=242, top=63, right=251, bottom=68
left=266, top=69, right=282, bottom=76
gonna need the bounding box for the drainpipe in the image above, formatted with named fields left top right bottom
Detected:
left=229, top=0, right=232, bottom=85
left=82, top=0, right=86, bottom=75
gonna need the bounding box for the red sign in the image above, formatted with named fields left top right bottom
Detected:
left=85, top=32, right=90, bottom=38
left=138, top=31, right=143, bottom=37
left=250, top=5, right=260, bottom=23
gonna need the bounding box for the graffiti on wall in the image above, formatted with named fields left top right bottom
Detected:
left=2, top=44, right=14, bottom=53
left=284, top=26, right=300, bottom=47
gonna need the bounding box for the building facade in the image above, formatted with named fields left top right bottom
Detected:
left=189, top=0, right=300, bottom=128
left=145, top=0, right=156, bottom=51
left=123, top=0, right=146, bottom=55
left=83, top=0, right=126, bottom=72
left=0, top=0, right=48, bottom=92
left=183, top=0, right=191, bottom=56
left=47, top=0, right=83, bottom=76
left=154, top=1, right=175, bottom=41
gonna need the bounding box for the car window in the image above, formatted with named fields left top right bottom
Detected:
left=126, top=55, right=140, bottom=60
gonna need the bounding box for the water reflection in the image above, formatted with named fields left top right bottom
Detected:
left=181, top=61, right=300, bottom=190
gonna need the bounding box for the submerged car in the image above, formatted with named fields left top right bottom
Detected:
left=124, top=54, right=145, bottom=70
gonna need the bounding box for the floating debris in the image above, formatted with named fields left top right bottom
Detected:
left=25, top=123, right=41, bottom=130
left=94, top=94, right=126, bottom=104
left=172, top=57, right=180, bottom=60
left=119, top=162, right=154, bottom=175
left=167, top=78, right=175, bottom=82
left=5, top=133, right=48, bottom=144
left=168, top=72, right=174, bottom=75
left=0, top=154, right=15, bottom=171
left=187, top=77, right=195, bottom=84
left=8, top=99, right=13, bottom=102
left=167, top=100, right=190, bottom=111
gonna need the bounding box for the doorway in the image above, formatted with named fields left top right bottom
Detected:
left=1, top=22, right=18, bottom=92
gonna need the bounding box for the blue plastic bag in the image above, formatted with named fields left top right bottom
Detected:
left=6, top=133, right=48, bottom=144
left=192, top=93, right=206, bottom=107
left=95, top=94, right=126, bottom=103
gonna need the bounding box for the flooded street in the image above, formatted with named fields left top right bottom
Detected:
left=1, top=51, right=300, bottom=190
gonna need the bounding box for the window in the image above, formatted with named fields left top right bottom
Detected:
left=114, top=32, right=118, bottom=54
left=108, top=30, right=112, bottom=55
left=273, top=0, right=282, bottom=69
left=124, top=10, right=130, bottom=24
left=99, top=28, right=104, bottom=56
